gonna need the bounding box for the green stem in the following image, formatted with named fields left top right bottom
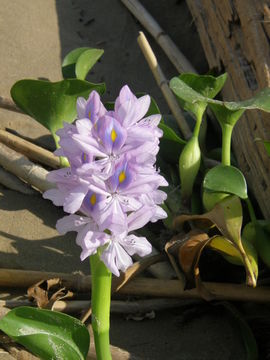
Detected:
left=245, top=197, right=257, bottom=224
left=90, top=253, right=112, bottom=360
left=193, top=112, right=203, bottom=138
left=221, top=124, right=233, bottom=166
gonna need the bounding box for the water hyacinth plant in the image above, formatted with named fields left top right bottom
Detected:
left=2, top=45, right=270, bottom=359
left=43, top=85, right=168, bottom=359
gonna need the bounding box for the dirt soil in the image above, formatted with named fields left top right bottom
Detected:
left=0, top=1, right=247, bottom=359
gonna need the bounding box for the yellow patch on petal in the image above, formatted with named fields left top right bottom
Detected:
left=82, top=153, right=87, bottom=162
left=88, top=111, right=91, bottom=120
left=119, top=171, right=126, bottom=184
left=111, top=128, right=117, bottom=142
left=90, top=193, right=96, bottom=206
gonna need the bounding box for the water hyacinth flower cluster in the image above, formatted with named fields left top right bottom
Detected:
left=44, top=85, right=168, bottom=276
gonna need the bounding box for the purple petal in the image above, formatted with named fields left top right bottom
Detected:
left=119, top=234, right=152, bottom=257
left=115, top=85, right=137, bottom=112
left=117, top=95, right=150, bottom=127
left=101, top=241, right=133, bottom=276
left=127, top=206, right=155, bottom=232
left=43, top=188, right=66, bottom=206
left=96, top=197, right=127, bottom=233
left=76, top=97, right=87, bottom=118
left=108, top=157, right=133, bottom=192
left=56, top=215, right=94, bottom=234
left=85, top=91, right=106, bottom=124
left=95, top=115, right=127, bottom=154
left=63, top=184, right=89, bottom=213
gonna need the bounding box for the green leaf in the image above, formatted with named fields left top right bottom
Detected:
left=220, top=87, right=270, bottom=112
left=203, top=165, right=248, bottom=199
left=170, top=73, right=227, bottom=119
left=11, top=79, right=105, bottom=146
left=209, top=102, right=245, bottom=127
left=0, top=307, right=90, bottom=360
left=179, top=73, right=227, bottom=98
left=158, top=116, right=186, bottom=165
left=62, top=47, right=104, bottom=80
left=170, top=74, right=270, bottom=129
left=159, top=122, right=186, bottom=144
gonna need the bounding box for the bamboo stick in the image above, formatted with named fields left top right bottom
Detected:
left=0, top=166, right=37, bottom=195
left=0, top=143, right=54, bottom=192
left=121, top=0, right=196, bottom=74
left=0, top=96, right=23, bottom=114
left=1, top=268, right=270, bottom=302
left=137, top=31, right=192, bottom=139
left=0, top=130, right=60, bottom=169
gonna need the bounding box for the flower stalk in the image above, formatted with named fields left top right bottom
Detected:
left=90, top=252, right=112, bottom=360
left=221, top=123, right=233, bottom=166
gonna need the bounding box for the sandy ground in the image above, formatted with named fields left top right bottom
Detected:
left=0, top=1, right=247, bottom=358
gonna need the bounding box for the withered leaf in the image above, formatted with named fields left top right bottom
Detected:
left=174, top=196, right=257, bottom=287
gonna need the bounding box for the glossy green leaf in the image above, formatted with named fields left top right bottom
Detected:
left=159, top=115, right=186, bottom=164
left=209, top=102, right=245, bottom=127
left=62, top=47, right=104, bottom=80
left=170, top=74, right=270, bottom=129
left=203, top=165, right=248, bottom=199
left=179, top=73, right=227, bottom=98
left=170, top=73, right=227, bottom=118
left=0, top=307, right=90, bottom=360
left=159, top=122, right=186, bottom=144
left=11, top=79, right=105, bottom=145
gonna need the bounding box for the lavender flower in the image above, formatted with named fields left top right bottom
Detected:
left=44, top=86, right=168, bottom=276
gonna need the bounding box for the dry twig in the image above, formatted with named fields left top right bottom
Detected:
left=137, top=32, right=191, bottom=140
left=0, top=143, right=54, bottom=192
left=0, top=130, right=60, bottom=169
left=1, top=269, right=270, bottom=303
left=0, top=166, right=36, bottom=195
left=121, top=0, right=196, bottom=74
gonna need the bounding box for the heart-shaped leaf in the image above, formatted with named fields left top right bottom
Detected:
left=170, top=75, right=270, bottom=128
left=179, top=73, right=227, bottom=98
left=209, top=102, right=245, bottom=127
left=11, top=79, right=105, bottom=145
left=62, top=47, right=104, bottom=80
left=203, top=165, right=248, bottom=199
left=0, top=307, right=90, bottom=360
left=170, top=73, right=227, bottom=119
